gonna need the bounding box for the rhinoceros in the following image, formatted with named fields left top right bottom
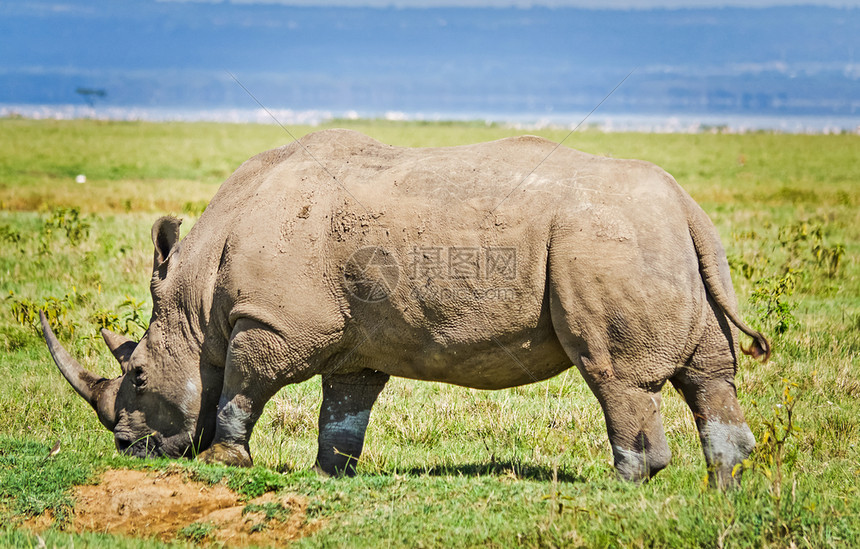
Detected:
left=41, top=128, right=769, bottom=488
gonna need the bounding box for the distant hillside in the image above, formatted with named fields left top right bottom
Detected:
left=1, top=2, right=858, bottom=117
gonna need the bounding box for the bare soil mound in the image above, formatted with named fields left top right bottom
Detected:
left=49, top=468, right=320, bottom=547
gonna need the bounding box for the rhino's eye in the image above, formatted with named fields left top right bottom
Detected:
left=132, top=366, right=147, bottom=392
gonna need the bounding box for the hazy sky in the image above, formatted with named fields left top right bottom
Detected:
left=173, top=0, right=860, bottom=7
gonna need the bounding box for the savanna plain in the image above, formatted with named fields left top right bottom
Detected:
left=0, top=118, right=858, bottom=548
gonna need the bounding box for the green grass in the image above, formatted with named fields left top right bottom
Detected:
left=0, top=437, right=93, bottom=523
left=0, top=118, right=858, bottom=547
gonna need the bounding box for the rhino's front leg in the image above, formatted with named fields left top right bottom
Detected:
left=199, top=318, right=315, bottom=467
left=199, top=389, right=264, bottom=467
left=315, top=369, right=389, bottom=476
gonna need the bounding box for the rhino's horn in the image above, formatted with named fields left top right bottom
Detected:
left=101, top=328, right=137, bottom=372
left=40, top=311, right=119, bottom=430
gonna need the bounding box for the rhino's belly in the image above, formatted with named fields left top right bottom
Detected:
left=356, top=324, right=573, bottom=390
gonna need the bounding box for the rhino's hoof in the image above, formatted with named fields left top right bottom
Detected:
left=709, top=466, right=744, bottom=491
left=311, top=463, right=332, bottom=478
left=198, top=442, right=253, bottom=467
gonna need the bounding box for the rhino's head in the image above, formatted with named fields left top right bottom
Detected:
left=41, top=216, right=221, bottom=459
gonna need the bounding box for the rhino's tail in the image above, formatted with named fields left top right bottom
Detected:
left=686, top=197, right=771, bottom=363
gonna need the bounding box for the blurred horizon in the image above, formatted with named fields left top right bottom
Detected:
left=1, top=1, right=859, bottom=132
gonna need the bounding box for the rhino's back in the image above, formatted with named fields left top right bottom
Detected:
left=202, top=128, right=679, bottom=231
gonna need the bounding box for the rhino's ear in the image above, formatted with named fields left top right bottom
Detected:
left=151, top=216, right=181, bottom=270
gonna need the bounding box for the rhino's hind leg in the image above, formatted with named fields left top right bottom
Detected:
left=671, top=371, right=755, bottom=490
left=549, top=306, right=673, bottom=482
left=592, top=379, right=672, bottom=482
left=672, top=306, right=756, bottom=490
left=315, top=369, right=389, bottom=477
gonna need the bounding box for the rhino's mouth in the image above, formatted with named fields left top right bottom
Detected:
left=116, top=430, right=204, bottom=459
left=116, top=434, right=164, bottom=459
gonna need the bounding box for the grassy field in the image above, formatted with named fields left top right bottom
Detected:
left=0, top=118, right=858, bottom=547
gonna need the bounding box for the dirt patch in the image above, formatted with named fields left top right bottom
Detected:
left=30, top=469, right=320, bottom=547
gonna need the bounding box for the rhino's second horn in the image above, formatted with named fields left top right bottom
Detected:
left=100, top=328, right=138, bottom=372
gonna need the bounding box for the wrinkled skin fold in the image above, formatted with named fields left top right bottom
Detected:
left=42, top=129, right=769, bottom=489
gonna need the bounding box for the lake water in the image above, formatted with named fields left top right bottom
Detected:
left=3, top=104, right=859, bottom=135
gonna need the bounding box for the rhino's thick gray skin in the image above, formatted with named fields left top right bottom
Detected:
left=42, top=129, right=769, bottom=489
